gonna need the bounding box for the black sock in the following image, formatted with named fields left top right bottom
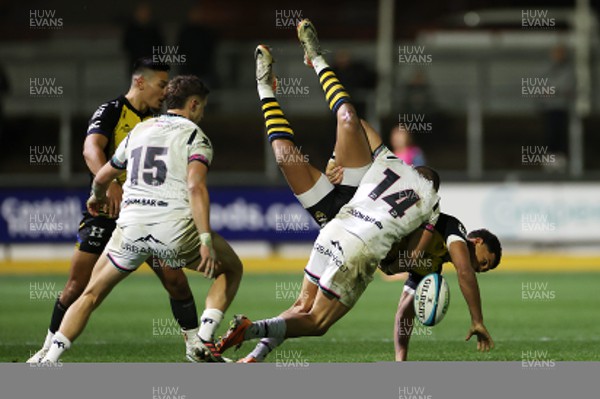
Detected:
left=170, top=296, right=199, bottom=330
left=49, top=298, right=68, bottom=334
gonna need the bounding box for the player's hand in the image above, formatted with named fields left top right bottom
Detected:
left=326, top=161, right=344, bottom=185
left=198, top=244, right=219, bottom=279
left=105, top=180, right=123, bottom=218
left=465, top=322, right=495, bottom=352
left=86, top=195, right=106, bottom=217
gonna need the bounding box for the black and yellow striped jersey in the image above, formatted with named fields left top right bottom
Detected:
left=86, top=95, right=153, bottom=184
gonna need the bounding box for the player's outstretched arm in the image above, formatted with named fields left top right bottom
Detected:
left=394, top=290, right=416, bottom=361
left=448, top=241, right=494, bottom=351
left=187, top=161, right=218, bottom=279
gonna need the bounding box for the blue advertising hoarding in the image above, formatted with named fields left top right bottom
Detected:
left=0, top=188, right=320, bottom=243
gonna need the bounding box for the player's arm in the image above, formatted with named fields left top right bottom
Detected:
left=394, top=289, right=415, bottom=361
left=83, top=132, right=122, bottom=218
left=379, top=226, right=432, bottom=274
left=187, top=161, right=218, bottom=278
left=448, top=241, right=494, bottom=351
left=87, top=161, right=124, bottom=217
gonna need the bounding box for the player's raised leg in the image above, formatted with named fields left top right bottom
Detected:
left=255, top=44, right=323, bottom=196
left=41, top=254, right=132, bottom=362
left=297, top=19, right=372, bottom=172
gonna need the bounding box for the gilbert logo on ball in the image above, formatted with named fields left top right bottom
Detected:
left=414, top=273, right=450, bottom=326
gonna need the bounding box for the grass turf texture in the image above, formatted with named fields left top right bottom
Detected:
left=1, top=272, right=599, bottom=362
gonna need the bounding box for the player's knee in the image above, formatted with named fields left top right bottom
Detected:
left=336, top=104, right=359, bottom=127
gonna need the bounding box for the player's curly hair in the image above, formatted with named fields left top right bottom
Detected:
left=467, top=229, right=502, bottom=269
left=165, top=75, right=210, bottom=109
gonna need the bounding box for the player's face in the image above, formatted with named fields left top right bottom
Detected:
left=473, top=240, right=495, bottom=273
left=142, top=71, right=169, bottom=110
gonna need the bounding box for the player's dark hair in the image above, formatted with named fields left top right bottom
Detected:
left=165, top=75, right=210, bottom=109
left=131, top=57, right=171, bottom=76
left=415, top=165, right=440, bottom=192
left=467, top=229, right=502, bottom=269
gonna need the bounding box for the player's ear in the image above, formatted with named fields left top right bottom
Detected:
left=134, top=74, right=145, bottom=90
left=188, top=97, right=198, bottom=112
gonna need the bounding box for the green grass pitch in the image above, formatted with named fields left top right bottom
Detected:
left=1, top=271, right=599, bottom=362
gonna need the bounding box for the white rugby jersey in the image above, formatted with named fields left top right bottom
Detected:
left=109, top=114, right=213, bottom=226
left=335, top=146, right=440, bottom=258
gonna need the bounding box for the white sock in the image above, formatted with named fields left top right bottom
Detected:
left=311, top=55, right=329, bottom=75
left=258, top=82, right=275, bottom=100
left=244, top=317, right=287, bottom=340
left=249, top=337, right=284, bottom=361
left=42, top=330, right=54, bottom=349
left=43, top=331, right=71, bottom=362
left=198, top=308, right=223, bottom=342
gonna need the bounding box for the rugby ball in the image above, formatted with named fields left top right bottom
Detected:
left=414, top=273, right=450, bottom=326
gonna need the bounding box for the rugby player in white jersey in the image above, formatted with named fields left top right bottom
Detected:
left=27, top=59, right=208, bottom=364
left=221, top=19, right=434, bottom=362
left=214, top=21, right=440, bottom=355
left=217, top=135, right=440, bottom=354
left=41, top=76, right=242, bottom=363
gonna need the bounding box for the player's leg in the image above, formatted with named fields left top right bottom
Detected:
left=255, top=44, right=322, bottom=195
left=27, top=215, right=112, bottom=363
left=217, top=223, right=370, bottom=353
left=279, top=288, right=351, bottom=338
left=41, top=254, right=132, bottom=362
left=203, top=233, right=243, bottom=314
left=297, top=19, right=372, bottom=170
left=147, top=260, right=202, bottom=362
left=217, top=287, right=350, bottom=355
left=239, top=275, right=318, bottom=363
left=360, top=119, right=384, bottom=153
left=395, top=288, right=416, bottom=361
left=181, top=232, right=243, bottom=362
